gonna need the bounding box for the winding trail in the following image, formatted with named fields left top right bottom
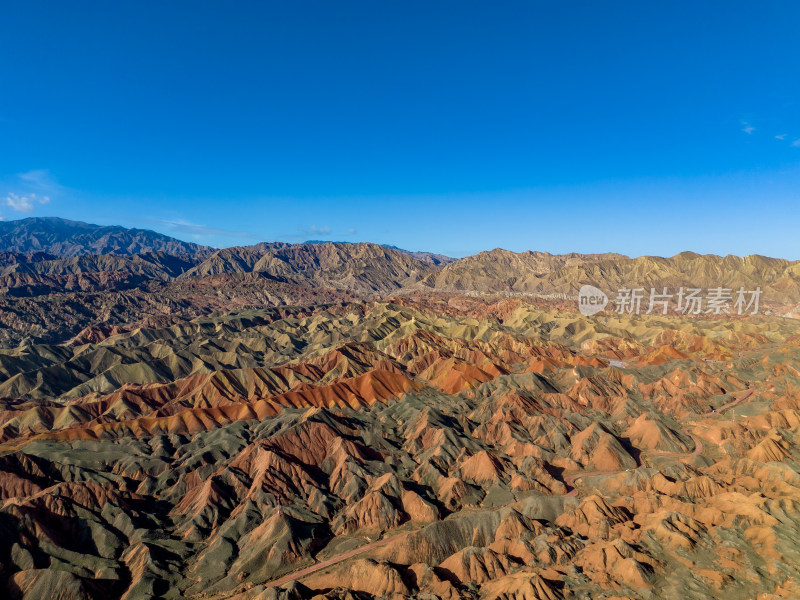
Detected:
left=561, top=384, right=753, bottom=496
left=265, top=535, right=407, bottom=589
left=708, top=386, right=754, bottom=416
left=264, top=384, right=756, bottom=588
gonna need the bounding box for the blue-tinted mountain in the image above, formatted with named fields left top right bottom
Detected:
left=0, top=217, right=210, bottom=257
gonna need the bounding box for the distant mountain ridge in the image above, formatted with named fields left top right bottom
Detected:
left=0, top=251, right=200, bottom=279
left=180, top=241, right=435, bottom=293
left=0, top=217, right=210, bottom=257
left=0, top=217, right=799, bottom=311
left=303, top=240, right=455, bottom=266
left=414, top=248, right=800, bottom=301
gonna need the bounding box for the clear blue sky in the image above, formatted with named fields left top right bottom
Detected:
left=1, top=2, right=799, bottom=258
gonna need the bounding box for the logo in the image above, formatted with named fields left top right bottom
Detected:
left=576, top=285, right=761, bottom=316
left=578, top=284, right=608, bottom=316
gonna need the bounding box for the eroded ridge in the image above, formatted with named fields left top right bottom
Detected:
left=1, top=299, right=799, bottom=600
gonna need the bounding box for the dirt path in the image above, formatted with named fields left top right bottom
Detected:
left=265, top=533, right=408, bottom=589
left=706, top=386, right=754, bottom=416
left=265, top=384, right=756, bottom=587
left=563, top=385, right=753, bottom=495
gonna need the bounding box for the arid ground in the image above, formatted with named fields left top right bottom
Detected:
left=2, top=219, right=800, bottom=600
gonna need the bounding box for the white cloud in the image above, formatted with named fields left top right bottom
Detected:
left=18, top=170, right=57, bottom=187
left=741, top=121, right=755, bottom=134
left=0, top=170, right=63, bottom=216
left=348, top=227, right=357, bottom=234
left=776, top=134, right=787, bottom=140
left=306, top=225, right=332, bottom=234
left=149, top=218, right=255, bottom=240
left=3, top=192, right=50, bottom=213
left=793, top=139, right=800, bottom=147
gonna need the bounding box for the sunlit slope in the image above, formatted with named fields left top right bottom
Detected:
left=2, top=299, right=800, bottom=599
left=417, top=249, right=800, bottom=303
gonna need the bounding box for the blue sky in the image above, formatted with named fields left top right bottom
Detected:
left=1, top=1, right=799, bottom=258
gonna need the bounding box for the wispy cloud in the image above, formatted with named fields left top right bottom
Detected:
left=0, top=169, right=63, bottom=219
left=277, top=224, right=358, bottom=243
left=3, top=192, right=50, bottom=213
left=0, top=169, right=63, bottom=213
left=303, top=224, right=332, bottom=235
left=18, top=170, right=59, bottom=188
left=148, top=218, right=256, bottom=240
left=772, top=133, right=800, bottom=148
left=741, top=121, right=755, bottom=135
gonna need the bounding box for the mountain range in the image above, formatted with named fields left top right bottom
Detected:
left=0, top=218, right=798, bottom=312
left=2, top=217, right=800, bottom=599
left=0, top=217, right=209, bottom=257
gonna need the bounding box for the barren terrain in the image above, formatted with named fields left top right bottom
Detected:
left=1, top=220, right=800, bottom=600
